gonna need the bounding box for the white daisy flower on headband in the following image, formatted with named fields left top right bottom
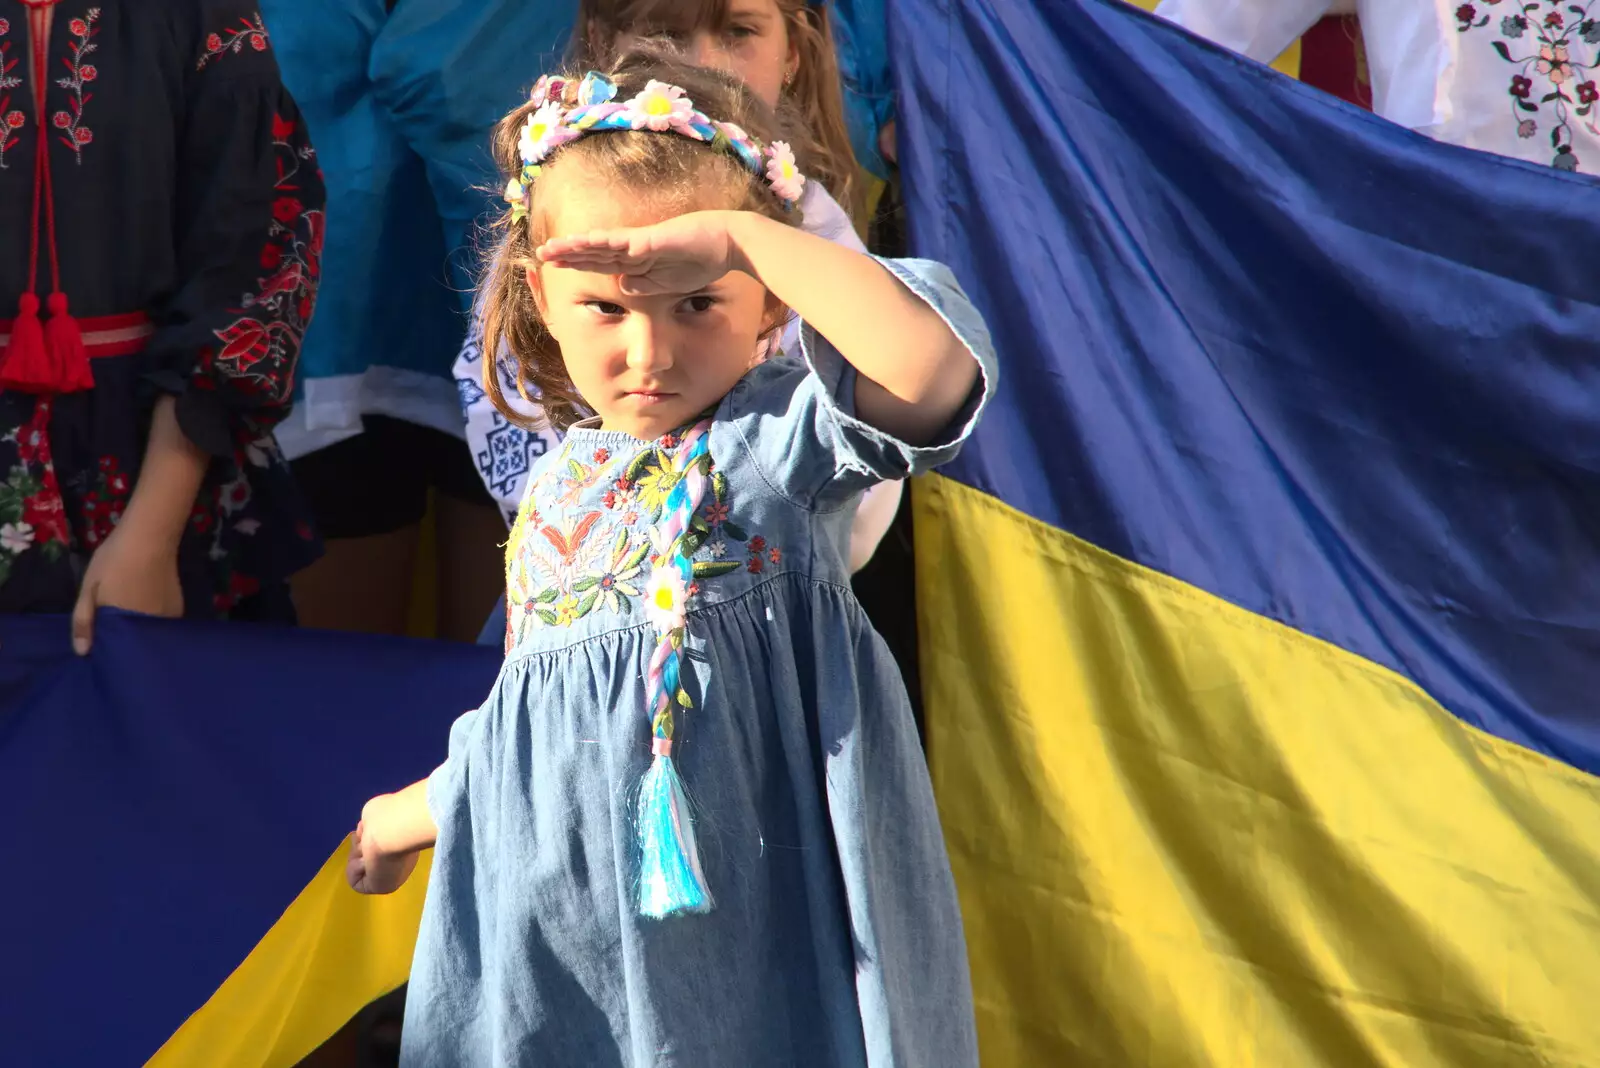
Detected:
left=503, top=176, right=526, bottom=205
left=764, top=141, right=805, bottom=204
left=520, top=101, right=574, bottom=165
left=625, top=80, right=696, bottom=134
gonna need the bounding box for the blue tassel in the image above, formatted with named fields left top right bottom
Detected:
left=637, top=752, right=712, bottom=919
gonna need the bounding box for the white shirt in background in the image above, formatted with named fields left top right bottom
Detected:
left=1155, top=0, right=1600, bottom=173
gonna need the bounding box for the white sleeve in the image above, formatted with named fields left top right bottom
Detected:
left=798, top=182, right=866, bottom=253
left=454, top=302, right=562, bottom=527
left=1152, top=0, right=1333, bottom=65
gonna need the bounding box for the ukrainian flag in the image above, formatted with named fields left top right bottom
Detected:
left=1, top=611, right=500, bottom=1066
left=891, top=0, right=1600, bottom=1064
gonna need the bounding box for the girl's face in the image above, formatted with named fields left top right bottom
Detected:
left=531, top=189, right=776, bottom=441
left=613, top=0, right=797, bottom=107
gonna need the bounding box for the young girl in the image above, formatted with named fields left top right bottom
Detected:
left=349, top=53, right=992, bottom=1065
left=454, top=0, right=902, bottom=591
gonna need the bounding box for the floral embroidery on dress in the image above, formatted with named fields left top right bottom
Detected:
left=186, top=433, right=284, bottom=612
left=195, top=13, right=270, bottom=71
left=1460, top=0, right=1600, bottom=170
left=202, top=112, right=322, bottom=416
left=505, top=436, right=780, bottom=645
left=80, top=454, right=130, bottom=550
left=0, top=17, right=23, bottom=170
left=0, top=401, right=72, bottom=584
left=52, top=9, right=100, bottom=164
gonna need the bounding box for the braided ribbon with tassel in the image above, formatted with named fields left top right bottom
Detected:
left=636, top=419, right=717, bottom=918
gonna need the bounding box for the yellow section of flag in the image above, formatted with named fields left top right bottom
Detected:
left=147, top=843, right=432, bottom=1068
left=915, top=475, right=1600, bottom=1066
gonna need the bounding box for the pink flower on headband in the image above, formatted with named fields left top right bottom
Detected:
left=624, top=80, right=696, bottom=134
left=764, top=141, right=805, bottom=204
left=529, top=75, right=567, bottom=108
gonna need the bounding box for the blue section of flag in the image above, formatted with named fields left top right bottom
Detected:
left=890, top=0, right=1600, bottom=772
left=0, top=611, right=500, bottom=1066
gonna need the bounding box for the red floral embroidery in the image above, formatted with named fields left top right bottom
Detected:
left=745, top=535, right=769, bottom=573
left=81, top=455, right=130, bottom=549
left=218, top=473, right=252, bottom=515
left=188, top=499, right=216, bottom=535
left=52, top=8, right=100, bottom=164
left=24, top=489, right=70, bottom=547
left=196, top=13, right=270, bottom=71
left=0, top=400, right=72, bottom=582
left=0, top=16, right=23, bottom=170
left=204, top=113, right=322, bottom=407
left=214, top=571, right=262, bottom=613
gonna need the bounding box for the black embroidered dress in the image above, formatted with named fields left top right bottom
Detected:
left=0, top=0, right=322, bottom=616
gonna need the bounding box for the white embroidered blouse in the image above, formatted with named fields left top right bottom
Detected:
left=1155, top=0, right=1600, bottom=173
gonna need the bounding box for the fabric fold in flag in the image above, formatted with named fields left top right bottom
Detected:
left=0, top=610, right=501, bottom=1067
left=890, top=0, right=1600, bottom=1063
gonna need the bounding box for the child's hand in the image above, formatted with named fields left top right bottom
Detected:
left=536, top=210, right=742, bottom=296
left=346, top=817, right=419, bottom=895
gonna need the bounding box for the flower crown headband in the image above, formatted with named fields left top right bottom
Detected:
left=502, top=71, right=807, bottom=222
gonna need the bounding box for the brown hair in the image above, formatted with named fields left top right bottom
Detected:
left=575, top=0, right=862, bottom=229
left=480, top=49, right=803, bottom=430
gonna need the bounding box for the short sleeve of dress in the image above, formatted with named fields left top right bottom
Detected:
left=142, top=4, right=325, bottom=457
left=725, top=256, right=996, bottom=509
left=426, top=704, right=486, bottom=826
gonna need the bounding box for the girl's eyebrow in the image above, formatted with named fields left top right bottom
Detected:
left=726, top=4, right=774, bottom=23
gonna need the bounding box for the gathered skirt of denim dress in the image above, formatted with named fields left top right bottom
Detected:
left=403, top=258, right=995, bottom=1067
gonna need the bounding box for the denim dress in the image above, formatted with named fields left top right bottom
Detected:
left=404, top=258, right=994, bottom=1067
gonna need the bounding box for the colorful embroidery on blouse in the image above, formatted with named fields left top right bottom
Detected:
left=51, top=9, right=100, bottom=164
left=504, top=433, right=777, bottom=647
left=203, top=112, right=322, bottom=418
left=0, top=17, right=22, bottom=170
left=196, top=13, right=270, bottom=71
left=0, top=401, right=72, bottom=584
left=1460, top=0, right=1600, bottom=170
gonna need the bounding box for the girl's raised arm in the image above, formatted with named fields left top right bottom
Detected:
left=721, top=211, right=981, bottom=445
left=538, top=209, right=982, bottom=445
